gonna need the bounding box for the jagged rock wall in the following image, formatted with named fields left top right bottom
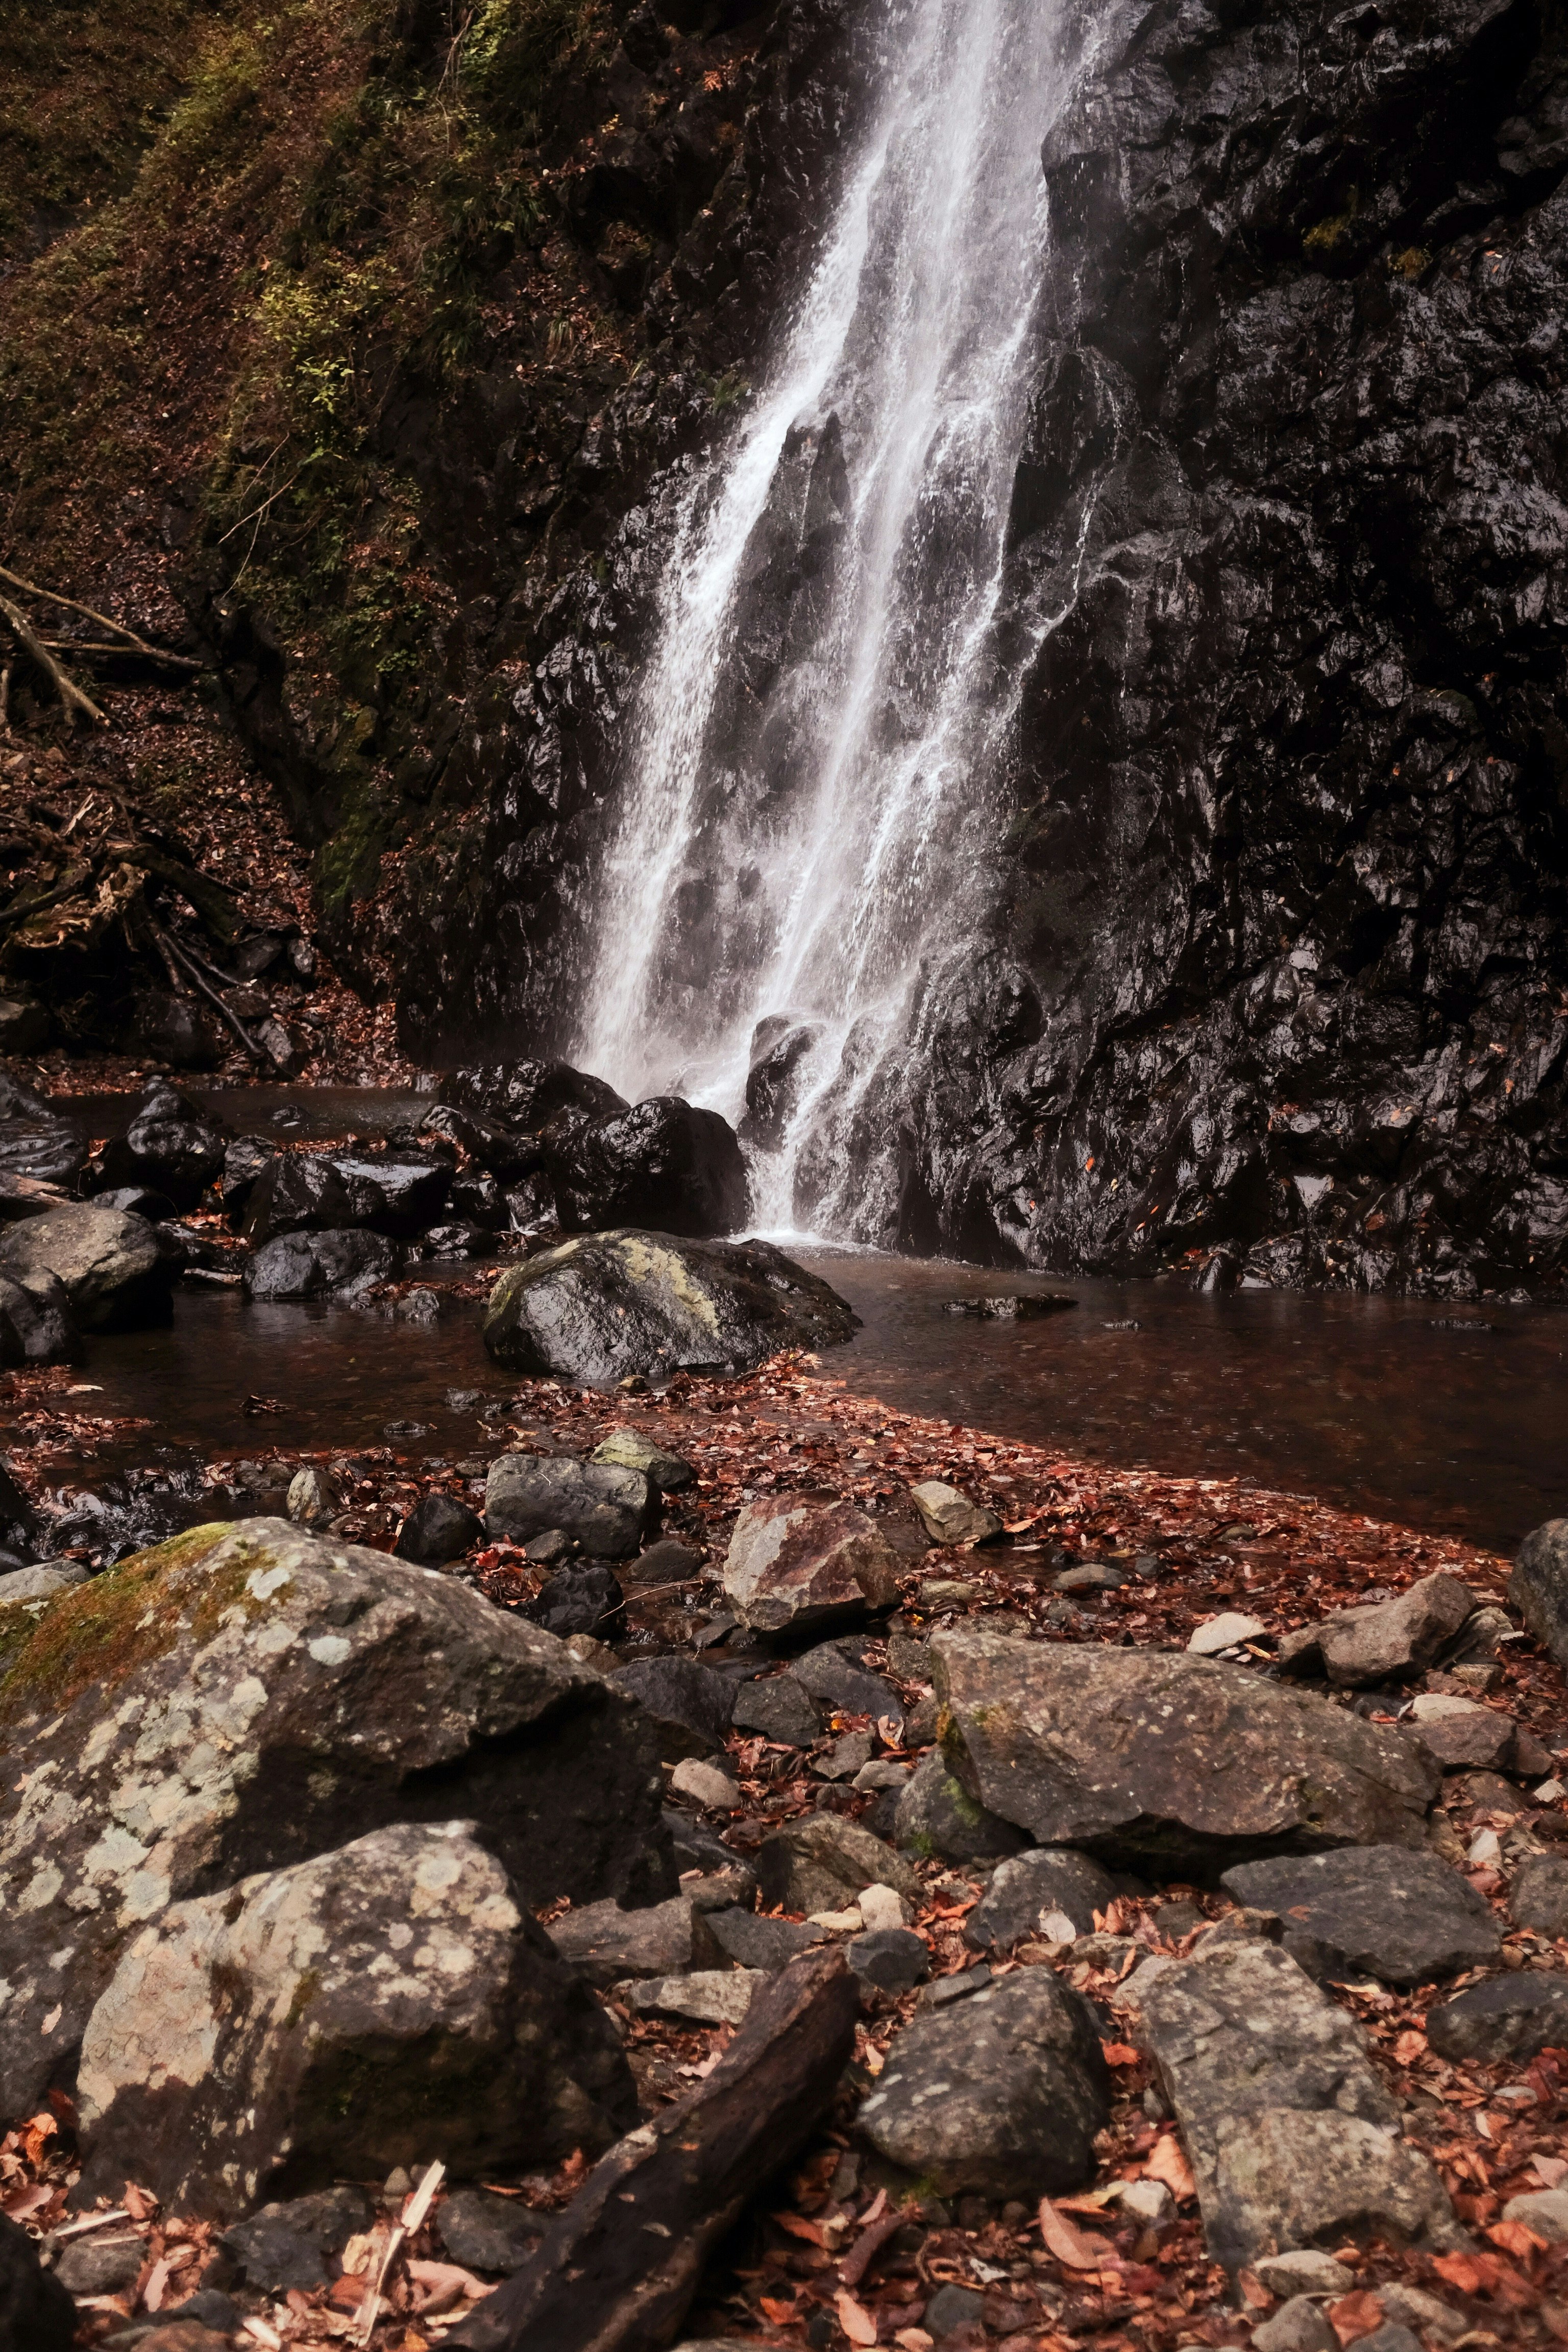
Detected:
left=231, top=0, right=1567, bottom=1297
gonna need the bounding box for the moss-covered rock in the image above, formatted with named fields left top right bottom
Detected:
left=0, top=1516, right=674, bottom=2116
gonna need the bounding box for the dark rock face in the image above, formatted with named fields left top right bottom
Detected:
left=485, top=1451, right=652, bottom=1557
left=243, top=1150, right=452, bottom=1241
left=220, top=2186, right=373, bottom=2294
left=528, top=1560, right=626, bottom=1634
left=482, top=1228, right=859, bottom=1383
left=741, top=1017, right=823, bottom=1150
left=611, top=1655, right=734, bottom=1756
left=394, top=1489, right=483, bottom=1564
left=243, top=1228, right=398, bottom=1298
left=334, top=0, right=1568, bottom=1301
left=1425, top=1971, right=1568, bottom=2063
left=550, top=1096, right=749, bottom=1237
left=0, top=1073, right=86, bottom=1192
left=0, top=1268, right=78, bottom=1366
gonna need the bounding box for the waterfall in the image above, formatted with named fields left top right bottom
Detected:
left=576, top=0, right=1075, bottom=1239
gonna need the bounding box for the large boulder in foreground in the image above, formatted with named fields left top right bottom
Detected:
left=722, top=1494, right=901, bottom=1638
left=857, top=1966, right=1110, bottom=2196
left=75, top=1816, right=630, bottom=2220
left=930, top=1633, right=1439, bottom=1874
left=551, top=1097, right=750, bottom=1237
left=243, top=1151, right=452, bottom=1243
left=483, top=1228, right=859, bottom=1384
left=0, top=1519, right=673, bottom=2115
left=243, top=1227, right=397, bottom=1299
left=76, top=1821, right=634, bottom=2217
left=0, top=1203, right=175, bottom=1330
left=1141, top=1940, right=1457, bottom=2274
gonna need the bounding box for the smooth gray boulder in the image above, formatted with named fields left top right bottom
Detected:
left=932, top=1632, right=1439, bottom=1872
left=75, top=1822, right=634, bottom=2216
left=722, top=1496, right=901, bottom=1638
left=1253, top=2299, right=1339, bottom=2352
left=0, top=1559, right=85, bottom=1603
left=965, top=1849, right=1119, bottom=1948
left=0, top=1203, right=175, bottom=1331
left=1425, top=1973, right=1568, bottom=2064
left=894, top=1749, right=1029, bottom=1865
left=1220, top=1846, right=1501, bottom=1987
left=1511, top=1519, right=1568, bottom=1669
left=482, top=1228, right=857, bottom=1384
left=1140, top=1940, right=1456, bottom=2273
left=756, top=1814, right=920, bottom=1915
left=856, top=1965, right=1110, bottom=2195
left=485, top=1451, right=651, bottom=1558
left=0, top=1518, right=672, bottom=2116
left=1285, top=1572, right=1479, bottom=1689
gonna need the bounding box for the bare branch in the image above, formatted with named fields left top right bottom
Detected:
left=0, top=595, right=107, bottom=727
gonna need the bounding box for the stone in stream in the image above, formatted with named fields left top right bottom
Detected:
left=528, top=1561, right=625, bottom=1636
left=440, top=1056, right=628, bottom=1136
left=965, top=1848, right=1119, bottom=1948
left=856, top=1965, right=1110, bottom=2195
left=1510, top=1519, right=1568, bottom=1669
left=1278, top=1572, right=1479, bottom=1688
left=1219, top=1846, right=1500, bottom=1986
left=0, top=1203, right=177, bottom=1331
left=482, top=1227, right=859, bottom=1384
left=75, top=1821, right=635, bottom=2216
left=395, top=1488, right=483, bottom=1564
left=0, top=1266, right=77, bottom=1365
left=1139, top=1940, right=1457, bottom=2273
left=0, top=2209, right=75, bottom=2351
left=0, top=1072, right=88, bottom=1190
left=930, top=1632, right=1439, bottom=1871
left=909, top=1480, right=1004, bottom=1545
left=243, top=1227, right=398, bottom=1299
left=243, top=1149, right=453, bottom=1242
left=486, top=1452, right=652, bottom=1558
left=219, top=2185, right=374, bottom=2292
left=592, top=1425, right=696, bottom=1490
left=100, top=1081, right=226, bottom=1211
left=1424, top=1972, right=1568, bottom=2064
left=893, top=1749, right=1030, bottom=1864
left=220, top=1135, right=276, bottom=1220
left=756, top=1815, right=920, bottom=1915
left=0, top=1518, right=673, bottom=2115
left=1510, top=1854, right=1568, bottom=1937
left=436, top=2188, right=546, bottom=2275
left=731, top=1670, right=822, bottom=1746
left=723, top=1497, right=901, bottom=1639
left=549, top=1095, right=750, bottom=1238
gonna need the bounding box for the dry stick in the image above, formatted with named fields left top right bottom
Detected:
left=156, top=922, right=266, bottom=1061
left=0, top=663, right=9, bottom=735
left=39, top=636, right=203, bottom=671
left=0, top=595, right=105, bottom=726
left=0, top=561, right=203, bottom=668
left=355, top=2158, right=447, bottom=2345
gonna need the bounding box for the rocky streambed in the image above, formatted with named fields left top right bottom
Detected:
left=0, top=1065, right=1565, bottom=2350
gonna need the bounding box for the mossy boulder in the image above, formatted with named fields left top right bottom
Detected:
left=75, top=1821, right=635, bottom=2218
left=0, top=1518, right=674, bottom=2115
left=482, top=1227, right=859, bottom=1384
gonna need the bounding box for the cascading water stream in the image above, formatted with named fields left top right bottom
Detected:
left=576, top=0, right=1079, bottom=1238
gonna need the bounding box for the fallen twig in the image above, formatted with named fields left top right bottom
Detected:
left=355, top=2157, right=446, bottom=2344
left=0, top=562, right=202, bottom=669
left=154, top=920, right=266, bottom=1061
left=0, top=595, right=106, bottom=727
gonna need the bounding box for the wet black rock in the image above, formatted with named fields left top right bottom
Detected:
left=243, top=1228, right=399, bottom=1299
left=0, top=1268, right=78, bottom=1366
left=244, top=1150, right=452, bottom=1242
left=482, top=1227, right=859, bottom=1383
left=528, top=1561, right=625, bottom=1635
left=0, top=2209, right=75, bottom=2351
left=220, top=1136, right=276, bottom=1220
left=100, top=1081, right=225, bottom=1212
left=611, top=1655, right=734, bottom=1756
left=0, top=1074, right=86, bottom=1192
left=1426, top=1972, right=1568, bottom=2064
left=486, top=1452, right=652, bottom=1558
left=1220, top=1846, right=1501, bottom=1988
left=549, top=1095, right=749, bottom=1237
left=440, top=1058, right=628, bottom=1135
left=94, top=1184, right=178, bottom=1221
left=740, top=1017, right=823, bottom=1150
left=395, top=1490, right=483, bottom=1565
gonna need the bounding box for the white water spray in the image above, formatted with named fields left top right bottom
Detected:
left=577, top=0, right=1076, bottom=1236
